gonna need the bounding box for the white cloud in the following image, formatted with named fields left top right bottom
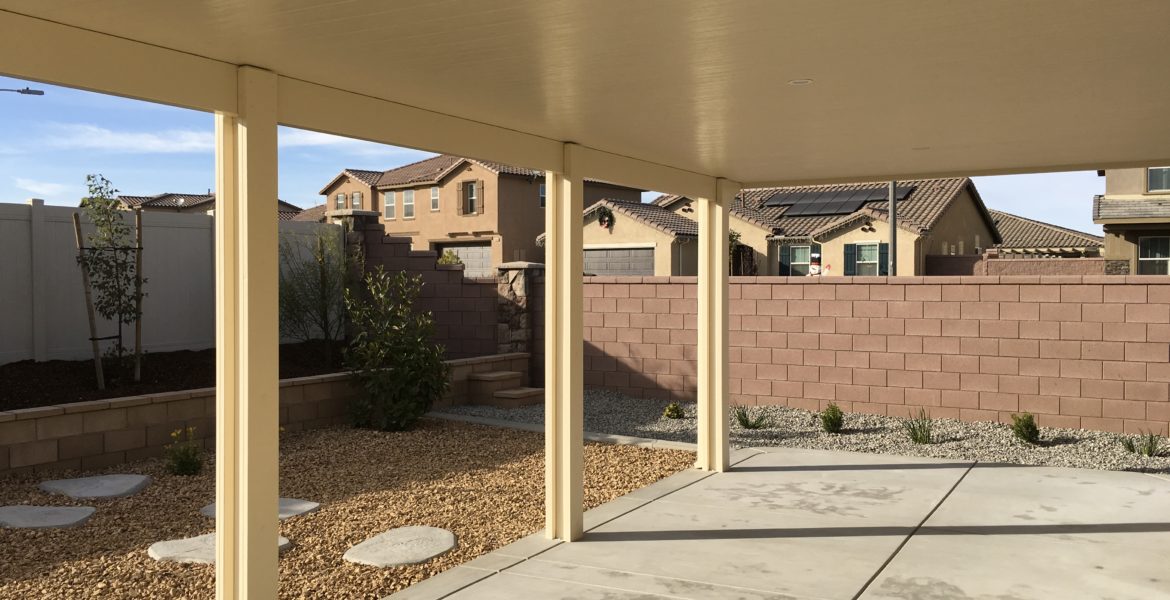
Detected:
left=14, top=177, right=72, bottom=197
left=279, top=128, right=436, bottom=159
left=44, top=123, right=214, bottom=153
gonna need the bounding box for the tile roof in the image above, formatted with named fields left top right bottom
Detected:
left=1093, top=195, right=1170, bottom=221
left=536, top=198, right=695, bottom=245
left=117, top=193, right=301, bottom=219
left=373, top=154, right=639, bottom=190
left=291, top=203, right=328, bottom=222
left=318, top=168, right=389, bottom=194
left=989, top=209, right=1102, bottom=250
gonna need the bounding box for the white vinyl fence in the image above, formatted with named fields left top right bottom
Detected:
left=0, top=200, right=339, bottom=364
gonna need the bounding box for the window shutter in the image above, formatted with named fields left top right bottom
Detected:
left=476, top=179, right=485, bottom=214
left=879, top=243, right=890, bottom=276
left=457, top=183, right=465, bottom=215
left=778, top=245, right=791, bottom=276
left=843, top=243, right=857, bottom=276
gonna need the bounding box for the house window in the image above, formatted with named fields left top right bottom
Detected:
left=335, top=193, right=345, bottom=209
left=539, top=183, right=546, bottom=208
left=430, top=186, right=440, bottom=211
left=1138, top=236, right=1170, bottom=275
left=1149, top=167, right=1170, bottom=193
left=856, top=242, right=881, bottom=276
left=403, top=189, right=415, bottom=218
left=352, top=191, right=362, bottom=210
left=789, top=245, right=811, bottom=276
left=464, top=181, right=478, bottom=214
left=384, top=191, right=396, bottom=219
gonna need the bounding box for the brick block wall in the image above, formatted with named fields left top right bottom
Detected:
left=578, top=275, right=1170, bottom=435
left=0, top=352, right=527, bottom=476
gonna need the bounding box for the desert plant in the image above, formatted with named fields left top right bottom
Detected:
left=345, top=267, right=450, bottom=431
left=437, top=249, right=463, bottom=266
left=278, top=228, right=353, bottom=365
left=1010, top=413, right=1041, bottom=445
left=903, top=408, right=934, bottom=444
left=1122, top=431, right=1166, bottom=457
left=662, top=402, right=685, bottom=419
left=164, top=427, right=203, bottom=475
left=821, top=403, right=844, bottom=434
left=732, top=405, right=770, bottom=429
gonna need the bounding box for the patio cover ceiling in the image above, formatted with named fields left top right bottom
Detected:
left=2, top=0, right=1169, bottom=186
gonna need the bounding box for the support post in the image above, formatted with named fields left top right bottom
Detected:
left=545, top=143, right=584, bottom=541
left=696, top=178, right=735, bottom=472
left=215, top=66, right=280, bottom=600
left=888, top=180, right=897, bottom=277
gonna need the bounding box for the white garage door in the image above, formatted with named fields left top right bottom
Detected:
left=438, top=243, right=493, bottom=278
left=583, top=247, right=655, bottom=276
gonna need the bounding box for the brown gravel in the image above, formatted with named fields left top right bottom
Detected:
left=0, top=419, right=695, bottom=599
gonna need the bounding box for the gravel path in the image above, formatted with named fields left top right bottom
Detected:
left=440, top=389, right=1170, bottom=474
left=0, top=420, right=694, bottom=600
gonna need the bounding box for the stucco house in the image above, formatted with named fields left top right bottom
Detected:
left=1094, top=166, right=1170, bottom=274
left=117, top=192, right=303, bottom=220
left=320, top=155, right=640, bottom=276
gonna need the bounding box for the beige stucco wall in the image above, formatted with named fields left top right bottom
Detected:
left=1103, top=224, right=1170, bottom=270
left=1105, top=168, right=1154, bottom=196
left=729, top=216, right=775, bottom=275
left=814, top=220, right=921, bottom=276
left=582, top=209, right=691, bottom=275
left=919, top=186, right=997, bottom=271
left=320, top=175, right=375, bottom=212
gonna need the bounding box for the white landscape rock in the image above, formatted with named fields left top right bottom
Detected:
left=200, top=498, right=320, bottom=520
left=148, top=533, right=291, bottom=564
left=39, top=474, right=151, bottom=499
left=343, top=526, right=457, bottom=568
left=0, top=505, right=96, bottom=529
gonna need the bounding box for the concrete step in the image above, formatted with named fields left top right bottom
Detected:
left=492, top=387, right=544, bottom=408
left=468, top=371, right=524, bottom=404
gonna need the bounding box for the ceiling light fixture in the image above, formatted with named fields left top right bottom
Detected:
left=787, top=78, right=814, bottom=86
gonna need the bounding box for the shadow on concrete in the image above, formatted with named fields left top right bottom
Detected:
left=584, top=521, right=1170, bottom=542
left=730, top=462, right=1019, bottom=473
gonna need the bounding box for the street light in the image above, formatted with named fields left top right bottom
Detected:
left=0, top=87, right=45, bottom=95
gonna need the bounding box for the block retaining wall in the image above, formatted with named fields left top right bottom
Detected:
left=580, top=275, right=1170, bottom=435
left=0, top=352, right=528, bottom=476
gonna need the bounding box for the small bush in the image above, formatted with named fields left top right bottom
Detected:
left=1122, top=431, right=1165, bottom=457
left=903, top=409, right=934, bottom=444
left=1010, top=413, right=1041, bottom=445
left=732, top=405, right=770, bottom=430
left=345, top=267, right=450, bottom=431
left=164, top=427, right=203, bottom=476
left=663, top=402, right=685, bottom=419
left=437, top=250, right=463, bottom=266
left=821, top=403, right=844, bottom=434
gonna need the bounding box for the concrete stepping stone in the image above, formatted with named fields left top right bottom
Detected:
left=199, top=498, right=320, bottom=520
left=0, top=505, right=96, bottom=529
left=343, top=526, right=456, bottom=568
left=148, top=533, right=291, bottom=564
left=40, top=474, right=151, bottom=499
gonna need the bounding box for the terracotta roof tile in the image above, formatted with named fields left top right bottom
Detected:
left=292, top=204, right=328, bottom=222
left=990, top=209, right=1101, bottom=250
left=116, top=193, right=300, bottom=218
left=1093, top=195, right=1170, bottom=221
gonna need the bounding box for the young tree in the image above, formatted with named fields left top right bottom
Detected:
left=278, top=228, right=351, bottom=365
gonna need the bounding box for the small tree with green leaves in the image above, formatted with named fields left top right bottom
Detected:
left=437, top=249, right=463, bottom=266
left=344, top=267, right=449, bottom=431
left=78, top=174, right=146, bottom=383
left=279, top=228, right=352, bottom=365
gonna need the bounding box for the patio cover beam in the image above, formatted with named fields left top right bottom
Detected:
left=214, top=66, right=280, bottom=600
left=696, top=179, right=737, bottom=472
left=545, top=143, right=585, bottom=541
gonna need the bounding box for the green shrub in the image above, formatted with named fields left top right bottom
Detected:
left=437, top=250, right=463, bottom=266
left=903, top=408, right=934, bottom=444
left=821, top=403, right=844, bottom=434
left=345, top=267, right=450, bottom=431
left=662, top=402, right=684, bottom=419
left=1010, top=413, right=1041, bottom=445
left=732, top=405, right=770, bottom=430
left=1122, top=431, right=1165, bottom=457
left=164, top=427, right=203, bottom=476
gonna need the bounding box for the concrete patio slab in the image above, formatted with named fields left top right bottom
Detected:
left=39, top=474, right=150, bottom=499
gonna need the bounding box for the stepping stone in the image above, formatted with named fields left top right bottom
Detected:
left=199, top=498, right=320, bottom=520
left=148, top=533, right=291, bottom=564
left=40, top=474, right=151, bottom=499
left=0, top=505, right=95, bottom=529
left=343, top=526, right=457, bottom=568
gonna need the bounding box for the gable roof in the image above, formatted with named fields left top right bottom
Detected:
left=292, top=203, right=328, bottom=222
left=117, top=193, right=302, bottom=219
left=656, top=178, right=1000, bottom=243
left=317, top=168, right=384, bottom=195
left=372, top=154, right=641, bottom=190
left=990, top=209, right=1102, bottom=251
left=536, top=198, right=691, bottom=245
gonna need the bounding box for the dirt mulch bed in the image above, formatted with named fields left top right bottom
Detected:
left=0, top=419, right=696, bottom=600
left=0, top=340, right=345, bottom=411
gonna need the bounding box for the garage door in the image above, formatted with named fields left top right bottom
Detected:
left=438, top=243, right=493, bottom=277
left=583, top=247, right=655, bottom=276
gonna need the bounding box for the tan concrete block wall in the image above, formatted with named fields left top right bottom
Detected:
left=0, top=353, right=528, bottom=476
left=578, top=275, right=1170, bottom=436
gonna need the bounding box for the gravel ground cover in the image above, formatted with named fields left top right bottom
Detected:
left=440, top=389, right=1170, bottom=474
left=0, top=419, right=695, bottom=600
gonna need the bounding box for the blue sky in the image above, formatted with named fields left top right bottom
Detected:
left=0, top=75, right=1104, bottom=235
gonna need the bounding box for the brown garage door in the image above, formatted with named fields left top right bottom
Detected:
left=438, top=243, right=493, bottom=277
left=583, top=247, right=655, bottom=276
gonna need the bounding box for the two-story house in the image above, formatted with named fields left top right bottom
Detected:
left=320, top=155, right=641, bottom=277
left=1093, top=167, right=1170, bottom=274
